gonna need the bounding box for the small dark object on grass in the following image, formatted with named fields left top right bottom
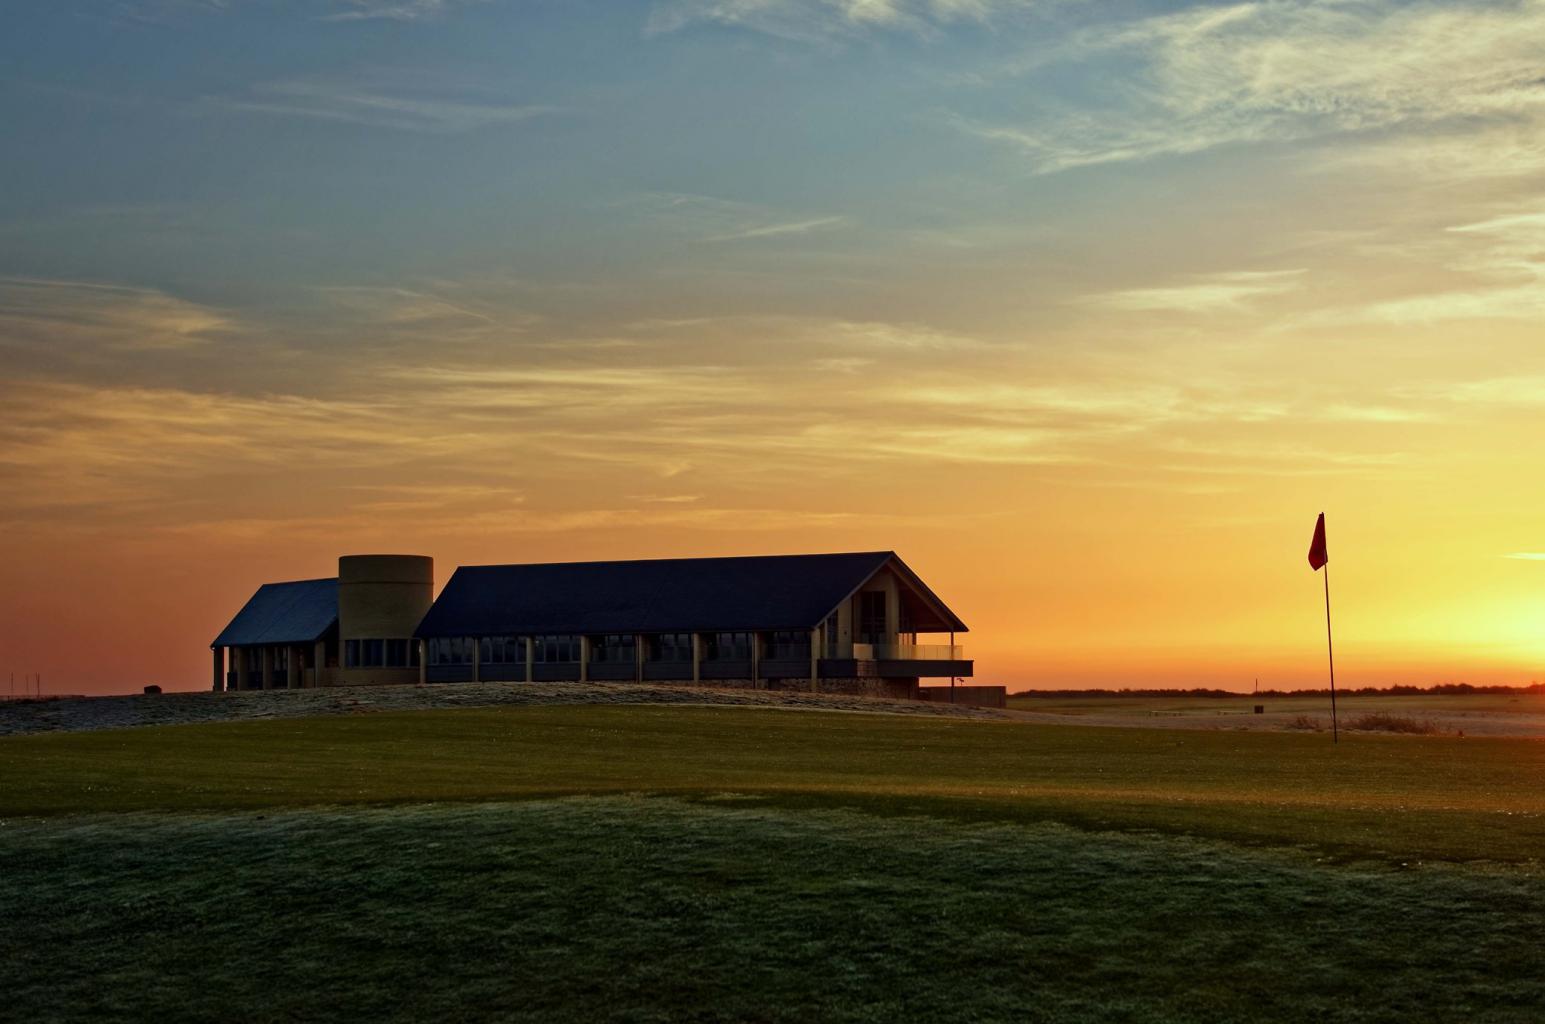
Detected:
left=143, top=685, right=162, bottom=696
left=1254, top=705, right=1264, bottom=714
left=1285, top=715, right=1322, bottom=732
left=1348, top=712, right=1440, bottom=735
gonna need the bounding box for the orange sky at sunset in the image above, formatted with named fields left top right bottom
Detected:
left=4, top=1, right=1545, bottom=695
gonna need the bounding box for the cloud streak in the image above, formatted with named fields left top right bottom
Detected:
left=0, top=277, right=229, bottom=352
left=957, top=0, right=1545, bottom=176
left=646, top=0, right=1005, bottom=43
left=1085, top=270, right=1306, bottom=314
left=210, top=77, right=556, bottom=132
left=322, top=0, right=480, bottom=21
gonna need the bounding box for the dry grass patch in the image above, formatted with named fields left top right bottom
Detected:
left=1348, top=713, right=1442, bottom=735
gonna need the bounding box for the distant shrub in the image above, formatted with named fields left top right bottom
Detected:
left=1347, top=713, right=1440, bottom=735
left=1285, top=715, right=1322, bottom=731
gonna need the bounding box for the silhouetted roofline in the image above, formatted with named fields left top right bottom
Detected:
left=212, top=577, right=339, bottom=647
left=415, top=550, right=967, bottom=638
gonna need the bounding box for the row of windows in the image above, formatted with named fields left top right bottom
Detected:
left=344, top=638, right=419, bottom=669
left=241, top=648, right=291, bottom=671
left=424, top=632, right=816, bottom=666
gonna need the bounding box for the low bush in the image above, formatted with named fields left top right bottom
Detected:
left=1348, top=713, right=1441, bottom=735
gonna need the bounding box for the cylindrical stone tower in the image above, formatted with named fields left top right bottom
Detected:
left=336, top=554, right=433, bottom=685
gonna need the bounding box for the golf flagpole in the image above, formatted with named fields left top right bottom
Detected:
left=1308, top=513, right=1337, bottom=743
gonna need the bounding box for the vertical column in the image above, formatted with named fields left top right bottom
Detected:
left=235, top=647, right=250, bottom=691
left=524, top=636, right=534, bottom=683
left=634, top=634, right=644, bottom=683
left=885, top=576, right=901, bottom=647
left=837, top=600, right=853, bottom=659
left=261, top=647, right=274, bottom=690
left=691, top=632, right=701, bottom=685
left=314, top=640, right=327, bottom=688
left=212, top=647, right=224, bottom=692
left=288, top=646, right=299, bottom=689
left=751, top=632, right=761, bottom=690
left=579, top=636, right=590, bottom=683
left=418, top=639, right=427, bottom=686
left=472, top=637, right=481, bottom=684
left=809, top=626, right=820, bottom=692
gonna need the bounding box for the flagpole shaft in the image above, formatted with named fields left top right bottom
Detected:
left=1323, top=564, right=1338, bottom=744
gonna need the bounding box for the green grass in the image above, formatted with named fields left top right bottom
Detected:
left=4, top=705, right=1545, bottom=863
left=4, top=798, right=1544, bottom=1024
left=6, top=705, right=1545, bottom=1022
left=1007, top=691, right=1545, bottom=718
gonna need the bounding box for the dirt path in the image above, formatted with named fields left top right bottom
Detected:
left=0, top=683, right=1005, bottom=738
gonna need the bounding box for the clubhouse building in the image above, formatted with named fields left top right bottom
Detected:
left=211, top=551, right=972, bottom=699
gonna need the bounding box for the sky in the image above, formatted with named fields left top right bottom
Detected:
left=2, top=0, right=1544, bottom=695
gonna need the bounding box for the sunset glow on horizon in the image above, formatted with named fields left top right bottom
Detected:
left=4, top=1, right=1544, bottom=695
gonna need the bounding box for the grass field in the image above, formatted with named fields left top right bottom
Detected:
left=1001, top=691, right=1545, bottom=725
left=1007, top=690, right=1545, bottom=720
left=4, top=703, right=1545, bottom=1022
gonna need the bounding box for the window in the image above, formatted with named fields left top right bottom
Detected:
left=591, top=634, right=636, bottom=663
left=347, top=638, right=418, bottom=668
left=766, top=631, right=811, bottom=660
left=705, top=632, right=752, bottom=661
left=429, top=637, right=473, bottom=666
left=859, top=591, right=887, bottom=644
left=481, top=636, right=524, bottom=664
left=533, top=635, right=581, bottom=663
left=648, top=633, right=693, bottom=662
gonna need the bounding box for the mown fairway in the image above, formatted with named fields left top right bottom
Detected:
left=4, top=704, right=1545, bottom=1023
left=5, top=704, right=1545, bottom=862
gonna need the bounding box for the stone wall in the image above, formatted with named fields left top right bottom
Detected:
left=917, top=685, right=1006, bottom=709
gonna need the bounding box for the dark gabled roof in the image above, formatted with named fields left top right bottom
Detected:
left=212, top=578, right=338, bottom=647
left=415, top=551, right=967, bottom=638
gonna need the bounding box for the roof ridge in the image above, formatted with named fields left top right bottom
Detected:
left=456, top=551, right=892, bottom=571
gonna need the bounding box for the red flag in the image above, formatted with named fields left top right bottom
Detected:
left=1307, top=513, right=1328, bottom=571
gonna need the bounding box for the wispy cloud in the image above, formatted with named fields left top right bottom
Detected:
left=704, top=216, right=849, bottom=242
left=646, top=0, right=1004, bottom=43
left=1402, top=375, right=1545, bottom=407
left=317, top=286, right=504, bottom=326
left=0, top=277, right=229, bottom=352
left=626, top=193, right=850, bottom=245
left=101, top=0, right=480, bottom=26
left=1335, top=207, right=1545, bottom=324
left=1504, top=552, right=1545, bottom=561
left=209, top=77, right=556, bottom=132
left=957, top=0, right=1545, bottom=175
left=323, top=0, right=480, bottom=21
left=1084, top=270, right=1306, bottom=314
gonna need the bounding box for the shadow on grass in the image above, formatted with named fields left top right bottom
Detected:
left=3, top=798, right=1543, bottom=1023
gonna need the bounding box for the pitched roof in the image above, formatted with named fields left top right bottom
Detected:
left=415, top=551, right=967, bottom=638
left=212, top=578, right=338, bottom=647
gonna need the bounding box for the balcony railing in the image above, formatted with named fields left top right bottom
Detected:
left=850, top=643, right=964, bottom=661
